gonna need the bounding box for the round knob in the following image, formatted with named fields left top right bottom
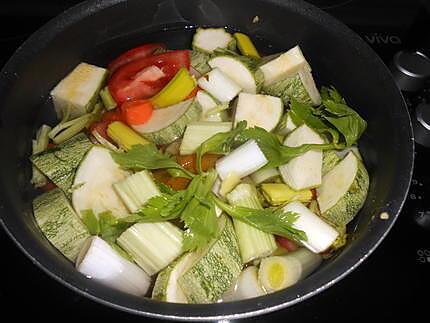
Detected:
left=389, top=51, right=430, bottom=92
left=413, top=103, right=430, bottom=147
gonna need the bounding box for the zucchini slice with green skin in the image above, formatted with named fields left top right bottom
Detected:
left=317, top=151, right=369, bottom=228
left=178, top=215, right=242, bottom=303
left=279, top=124, right=324, bottom=190
left=132, top=98, right=202, bottom=145
left=190, top=50, right=212, bottom=75
left=192, top=28, right=236, bottom=53
left=72, top=146, right=130, bottom=218
left=208, top=55, right=264, bottom=93
left=30, top=133, right=93, bottom=196
left=322, top=150, right=341, bottom=175
left=152, top=252, right=199, bottom=303
left=50, top=62, right=107, bottom=118
left=262, top=68, right=321, bottom=105
left=259, top=45, right=309, bottom=86
left=234, top=93, right=283, bottom=132
left=274, top=111, right=297, bottom=136
left=33, top=188, right=90, bottom=262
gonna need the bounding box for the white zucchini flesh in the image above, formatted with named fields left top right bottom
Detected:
left=208, top=56, right=257, bottom=93
left=215, top=139, right=268, bottom=180
left=222, top=266, right=266, bottom=301
left=50, top=62, right=107, bottom=118
left=76, top=236, right=151, bottom=297
left=282, top=201, right=339, bottom=253
left=196, top=90, right=224, bottom=121
left=279, top=124, right=324, bottom=190
left=179, top=121, right=233, bottom=155
left=192, top=28, right=234, bottom=53
left=298, top=68, right=321, bottom=105
left=234, top=93, right=283, bottom=132
left=317, top=151, right=369, bottom=227
left=72, top=146, right=130, bottom=218
left=198, top=68, right=242, bottom=103
left=258, top=248, right=322, bottom=293
left=259, top=45, right=309, bottom=86
left=132, top=99, right=192, bottom=134
left=152, top=253, right=199, bottom=303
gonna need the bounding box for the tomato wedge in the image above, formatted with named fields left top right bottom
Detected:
left=120, top=100, right=154, bottom=125
left=108, top=50, right=190, bottom=105
left=108, top=43, right=166, bottom=74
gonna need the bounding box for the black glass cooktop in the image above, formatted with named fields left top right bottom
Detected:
left=0, top=0, right=429, bottom=321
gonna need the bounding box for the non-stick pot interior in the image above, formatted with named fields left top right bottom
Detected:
left=0, top=0, right=413, bottom=320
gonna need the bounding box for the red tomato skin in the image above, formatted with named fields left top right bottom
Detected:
left=108, top=50, right=190, bottom=104
left=108, top=43, right=166, bottom=74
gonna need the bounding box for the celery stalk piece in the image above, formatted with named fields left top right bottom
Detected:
left=99, top=86, right=117, bottom=110
left=117, top=222, right=183, bottom=275
left=113, top=170, right=161, bottom=213
left=250, top=167, right=280, bottom=185
left=226, top=183, right=277, bottom=263
left=261, top=183, right=313, bottom=206
left=107, top=121, right=149, bottom=151
left=76, top=236, right=151, bottom=296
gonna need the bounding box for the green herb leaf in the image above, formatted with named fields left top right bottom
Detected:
left=81, top=209, right=100, bottom=235
left=111, top=143, right=194, bottom=177
left=213, top=195, right=307, bottom=243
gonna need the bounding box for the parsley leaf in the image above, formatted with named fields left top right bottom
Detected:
left=111, top=143, right=194, bottom=178
left=213, top=196, right=307, bottom=243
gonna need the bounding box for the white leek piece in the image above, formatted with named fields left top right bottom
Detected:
left=227, top=184, right=277, bottom=263
left=215, top=140, right=268, bottom=180
left=117, top=222, right=183, bottom=275
left=223, top=266, right=266, bottom=301
left=258, top=248, right=322, bottom=293
left=76, top=236, right=151, bottom=297
left=282, top=201, right=339, bottom=253
left=197, top=68, right=242, bottom=103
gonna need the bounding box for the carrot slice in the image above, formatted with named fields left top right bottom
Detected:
left=121, top=100, right=154, bottom=125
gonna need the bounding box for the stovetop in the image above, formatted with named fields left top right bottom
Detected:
left=0, top=0, right=429, bottom=321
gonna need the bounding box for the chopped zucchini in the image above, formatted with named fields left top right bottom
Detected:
left=30, top=133, right=93, bottom=195
left=190, top=50, right=211, bottom=75
left=31, top=125, right=52, bottom=188
left=152, top=252, right=199, bottom=303
left=317, top=152, right=369, bottom=228
left=274, top=111, right=298, bottom=136
left=178, top=215, right=242, bottom=303
left=234, top=93, right=283, bottom=131
left=192, top=28, right=236, bottom=53
left=279, top=124, right=324, bottom=190
left=179, top=121, right=232, bottom=155
left=33, top=188, right=90, bottom=261
left=72, top=146, right=130, bottom=218
left=50, top=62, right=107, bottom=118
left=322, top=150, right=341, bottom=175
left=132, top=98, right=202, bottom=145
left=208, top=55, right=263, bottom=93
left=262, top=67, right=321, bottom=105
left=258, top=46, right=309, bottom=86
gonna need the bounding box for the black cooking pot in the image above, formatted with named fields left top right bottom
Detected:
left=0, top=0, right=414, bottom=320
